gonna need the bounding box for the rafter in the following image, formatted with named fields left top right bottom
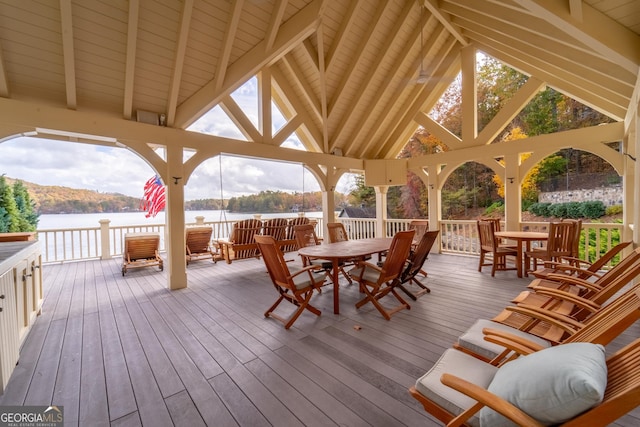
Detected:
left=414, top=112, right=461, bottom=148
left=59, top=0, right=77, bottom=109
left=215, top=0, right=244, bottom=93
left=123, top=0, right=140, bottom=120
left=258, top=68, right=272, bottom=143
left=513, top=0, right=640, bottom=74
left=279, top=54, right=322, bottom=124
left=166, top=0, right=194, bottom=127
left=327, top=1, right=392, bottom=117
left=317, top=24, right=328, bottom=153
left=174, top=0, right=321, bottom=129
left=422, top=0, right=468, bottom=46
left=329, top=0, right=416, bottom=154
left=0, top=42, right=9, bottom=97
left=265, top=0, right=288, bottom=52
left=272, top=115, right=303, bottom=146
left=325, top=0, right=362, bottom=75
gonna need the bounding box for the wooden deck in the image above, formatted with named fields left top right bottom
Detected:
left=1, top=253, right=639, bottom=426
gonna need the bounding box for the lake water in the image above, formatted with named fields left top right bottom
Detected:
left=37, top=210, right=324, bottom=230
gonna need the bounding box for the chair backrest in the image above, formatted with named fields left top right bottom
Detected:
left=408, top=220, right=429, bottom=244
left=185, top=226, right=213, bottom=254
left=562, top=218, right=583, bottom=258
left=400, top=230, right=439, bottom=282
left=377, top=230, right=415, bottom=284
left=546, top=221, right=575, bottom=259
left=262, top=218, right=288, bottom=241
left=479, top=217, right=501, bottom=232
left=125, top=233, right=160, bottom=260
left=579, top=241, right=632, bottom=276
left=294, top=223, right=320, bottom=249
left=254, top=234, right=293, bottom=290
left=565, top=336, right=640, bottom=426
left=326, top=222, right=349, bottom=243
left=281, top=217, right=310, bottom=251
left=570, top=284, right=640, bottom=346
left=477, top=220, right=498, bottom=252
left=229, top=219, right=263, bottom=243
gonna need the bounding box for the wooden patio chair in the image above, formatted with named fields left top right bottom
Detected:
left=505, top=246, right=640, bottom=322
left=185, top=226, right=217, bottom=265
left=393, top=230, right=439, bottom=300
left=347, top=229, right=415, bottom=320
left=293, top=223, right=349, bottom=285
left=122, top=232, right=163, bottom=276
left=408, top=219, right=430, bottom=278
left=280, top=216, right=310, bottom=253
left=477, top=220, right=517, bottom=276
left=215, top=218, right=263, bottom=264
left=327, top=221, right=370, bottom=263
left=254, top=234, right=325, bottom=329
left=410, top=337, right=640, bottom=427
left=261, top=218, right=288, bottom=241
left=454, top=283, right=640, bottom=363
left=530, top=240, right=632, bottom=281
left=524, top=221, right=575, bottom=276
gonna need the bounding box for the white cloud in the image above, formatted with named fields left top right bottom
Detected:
left=0, top=78, right=356, bottom=200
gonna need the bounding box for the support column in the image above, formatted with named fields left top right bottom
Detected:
left=322, top=188, right=336, bottom=234
left=504, top=153, right=521, bottom=231
left=629, top=106, right=639, bottom=245
left=374, top=186, right=388, bottom=237
left=426, top=167, right=441, bottom=231
left=165, top=145, right=187, bottom=290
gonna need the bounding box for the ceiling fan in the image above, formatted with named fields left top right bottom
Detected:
left=412, top=4, right=429, bottom=85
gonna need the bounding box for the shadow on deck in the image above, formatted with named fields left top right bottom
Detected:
left=1, top=253, right=638, bottom=426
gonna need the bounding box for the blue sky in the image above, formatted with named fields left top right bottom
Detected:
left=0, top=78, right=355, bottom=200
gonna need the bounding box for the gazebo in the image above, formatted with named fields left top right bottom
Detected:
left=0, top=0, right=637, bottom=291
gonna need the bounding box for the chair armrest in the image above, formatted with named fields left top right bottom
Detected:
left=440, top=374, right=545, bottom=427
left=503, top=304, right=583, bottom=333
left=541, top=274, right=602, bottom=293
left=527, top=287, right=600, bottom=312
left=288, top=264, right=322, bottom=279
left=481, top=327, right=547, bottom=357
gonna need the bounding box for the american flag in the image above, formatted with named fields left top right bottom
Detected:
left=141, top=175, right=166, bottom=218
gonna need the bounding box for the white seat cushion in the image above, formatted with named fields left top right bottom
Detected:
left=457, top=319, right=551, bottom=361
left=415, top=348, right=497, bottom=427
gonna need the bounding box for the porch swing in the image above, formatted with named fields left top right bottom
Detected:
left=214, top=155, right=262, bottom=263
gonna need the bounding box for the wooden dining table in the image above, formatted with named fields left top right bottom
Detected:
left=297, top=237, right=393, bottom=314
left=494, top=231, right=548, bottom=278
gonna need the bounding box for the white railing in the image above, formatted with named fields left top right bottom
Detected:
left=35, top=215, right=624, bottom=267
left=37, top=215, right=325, bottom=264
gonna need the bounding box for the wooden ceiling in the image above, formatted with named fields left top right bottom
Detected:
left=0, top=0, right=638, bottom=161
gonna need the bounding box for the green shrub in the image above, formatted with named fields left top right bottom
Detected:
left=549, top=202, right=568, bottom=218
left=566, top=202, right=582, bottom=218
left=528, top=202, right=552, bottom=217
left=605, top=205, right=622, bottom=216
left=581, top=201, right=606, bottom=219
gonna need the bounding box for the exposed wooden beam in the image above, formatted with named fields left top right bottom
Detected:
left=272, top=115, right=303, bottom=146
left=279, top=54, right=322, bottom=123
left=166, top=0, right=194, bottom=127
left=473, top=76, right=545, bottom=146
left=460, top=45, right=476, bottom=143
left=325, top=0, right=362, bottom=75
left=513, top=0, right=640, bottom=74
left=330, top=0, right=416, bottom=154
left=0, top=42, right=9, bottom=97
left=123, top=0, right=140, bottom=120
left=327, top=0, right=392, bottom=116
left=414, top=111, right=462, bottom=148
left=258, top=68, right=272, bottom=142
left=220, top=94, right=262, bottom=143
left=569, top=0, right=582, bottom=22
left=214, top=0, right=244, bottom=93
left=422, top=0, right=468, bottom=46
left=59, top=0, right=77, bottom=109
left=174, top=0, right=321, bottom=129
left=265, top=0, right=288, bottom=52
left=625, top=72, right=640, bottom=131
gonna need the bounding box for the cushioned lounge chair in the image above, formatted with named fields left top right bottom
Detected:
left=410, top=338, right=640, bottom=427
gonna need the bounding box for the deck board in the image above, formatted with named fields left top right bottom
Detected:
left=1, top=253, right=639, bottom=426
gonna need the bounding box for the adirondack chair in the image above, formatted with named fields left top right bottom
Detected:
left=122, top=232, right=163, bottom=276
left=185, top=226, right=217, bottom=265
left=215, top=219, right=263, bottom=264
left=280, top=216, right=310, bottom=253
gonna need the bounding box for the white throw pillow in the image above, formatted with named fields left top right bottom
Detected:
left=479, top=342, right=607, bottom=427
